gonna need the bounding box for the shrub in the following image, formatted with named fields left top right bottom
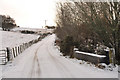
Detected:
left=60, top=36, right=74, bottom=57
left=21, top=30, right=35, bottom=34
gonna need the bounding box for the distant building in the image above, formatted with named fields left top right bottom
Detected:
left=45, top=26, right=56, bottom=29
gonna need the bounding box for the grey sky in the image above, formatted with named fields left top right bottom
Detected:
left=0, top=0, right=57, bottom=28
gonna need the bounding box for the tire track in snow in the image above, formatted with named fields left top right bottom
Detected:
left=30, top=51, right=40, bottom=78
left=29, top=42, right=44, bottom=78
left=46, top=45, right=75, bottom=77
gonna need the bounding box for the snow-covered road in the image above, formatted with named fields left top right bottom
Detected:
left=2, top=34, right=118, bottom=78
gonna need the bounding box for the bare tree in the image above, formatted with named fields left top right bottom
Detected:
left=55, top=1, right=120, bottom=63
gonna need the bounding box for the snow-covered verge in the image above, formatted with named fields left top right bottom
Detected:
left=54, top=35, right=118, bottom=77
left=0, top=30, right=40, bottom=50
left=55, top=45, right=118, bottom=71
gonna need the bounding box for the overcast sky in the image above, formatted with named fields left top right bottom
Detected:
left=0, top=0, right=57, bottom=28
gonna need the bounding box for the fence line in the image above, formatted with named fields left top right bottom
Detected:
left=0, top=38, right=39, bottom=65
left=9, top=39, right=40, bottom=60
left=0, top=34, right=50, bottom=65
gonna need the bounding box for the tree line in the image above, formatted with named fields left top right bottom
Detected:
left=54, top=1, right=120, bottom=64
left=0, top=15, right=18, bottom=31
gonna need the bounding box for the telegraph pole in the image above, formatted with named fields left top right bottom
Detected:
left=45, top=20, right=47, bottom=26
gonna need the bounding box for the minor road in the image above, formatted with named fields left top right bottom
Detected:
left=2, top=34, right=117, bottom=78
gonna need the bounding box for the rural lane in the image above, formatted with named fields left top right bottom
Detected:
left=2, top=34, right=117, bottom=78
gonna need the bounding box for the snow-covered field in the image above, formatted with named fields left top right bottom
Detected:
left=0, top=30, right=40, bottom=69
left=1, top=34, right=118, bottom=78
left=0, top=30, right=40, bottom=50
left=12, top=27, right=53, bottom=34
left=0, top=29, right=40, bottom=79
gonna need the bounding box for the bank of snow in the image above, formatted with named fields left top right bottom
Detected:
left=75, top=51, right=106, bottom=58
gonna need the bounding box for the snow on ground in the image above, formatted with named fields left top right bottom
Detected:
left=0, top=30, right=40, bottom=66
left=0, top=30, right=2, bottom=80
left=119, top=73, right=120, bottom=80
left=0, top=67, right=1, bottom=78
left=0, top=30, right=40, bottom=50
left=75, top=51, right=106, bottom=58
left=0, top=30, right=40, bottom=79
left=119, top=66, right=120, bottom=80
left=1, top=34, right=118, bottom=78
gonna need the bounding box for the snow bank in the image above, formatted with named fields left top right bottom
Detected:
left=75, top=51, right=106, bottom=58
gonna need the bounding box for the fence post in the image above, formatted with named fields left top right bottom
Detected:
left=15, top=47, right=18, bottom=56
left=109, top=48, right=116, bottom=67
left=6, top=47, right=10, bottom=62
left=20, top=45, right=22, bottom=53
left=12, top=48, right=15, bottom=58
left=21, top=45, right=23, bottom=52
left=104, top=51, right=110, bottom=65
left=18, top=46, right=20, bottom=54
left=23, top=43, right=25, bottom=50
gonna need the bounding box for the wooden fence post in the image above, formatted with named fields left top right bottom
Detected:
left=12, top=48, right=15, bottom=58
left=18, top=46, right=20, bottom=54
left=6, top=47, right=10, bottom=61
left=15, top=47, right=18, bottom=56
left=20, top=45, right=22, bottom=53
left=21, top=45, right=23, bottom=52
left=9, top=48, right=13, bottom=61
left=22, top=44, right=24, bottom=51
left=23, top=43, right=25, bottom=50
left=24, top=43, right=26, bottom=49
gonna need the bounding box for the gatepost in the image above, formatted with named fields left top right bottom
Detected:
left=104, top=50, right=110, bottom=65
left=109, top=48, right=115, bottom=67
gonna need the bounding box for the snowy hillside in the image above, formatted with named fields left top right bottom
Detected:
left=0, top=30, right=39, bottom=49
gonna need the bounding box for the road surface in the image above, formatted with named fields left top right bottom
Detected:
left=2, top=34, right=118, bottom=78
